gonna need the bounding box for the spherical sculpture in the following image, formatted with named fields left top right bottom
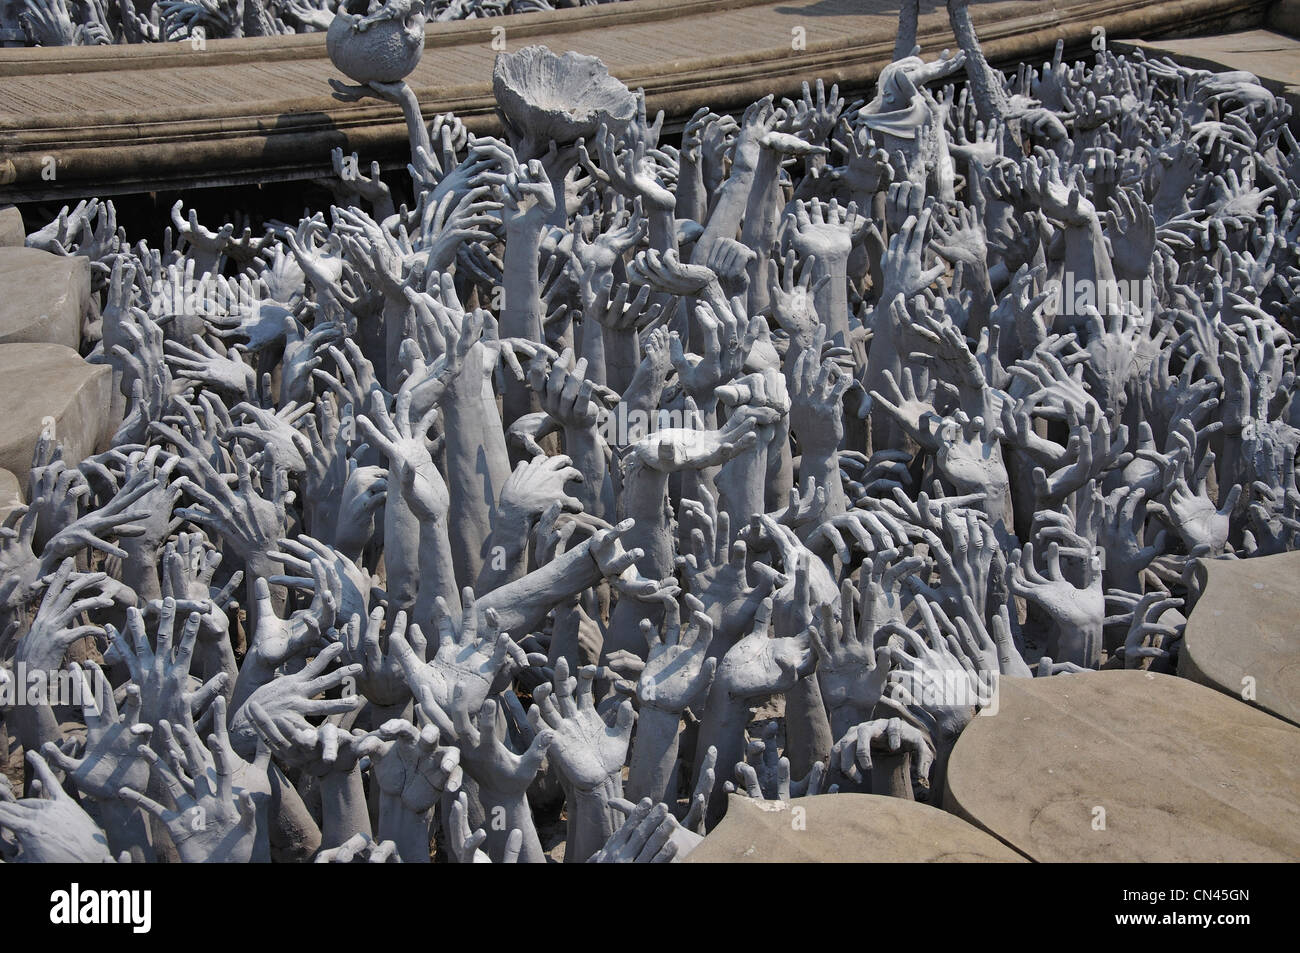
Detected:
left=326, top=3, right=427, bottom=85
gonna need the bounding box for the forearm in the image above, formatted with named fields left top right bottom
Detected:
left=381, top=297, right=415, bottom=392
left=625, top=704, right=681, bottom=804
left=829, top=704, right=872, bottom=743
left=475, top=510, right=531, bottom=594
left=477, top=787, right=545, bottom=863
left=783, top=674, right=833, bottom=777
left=676, top=155, right=707, bottom=225
left=8, top=701, right=63, bottom=758
left=1054, top=620, right=1102, bottom=669
left=383, top=491, right=422, bottom=611
left=1215, top=432, right=1246, bottom=492
left=647, top=206, right=677, bottom=255
left=693, top=153, right=759, bottom=263
left=501, top=224, right=545, bottom=428
left=740, top=149, right=784, bottom=315
left=564, top=774, right=623, bottom=863
left=501, top=226, right=544, bottom=341
left=565, top=423, right=612, bottom=520
left=964, top=262, right=995, bottom=336
left=268, top=764, right=322, bottom=862
left=621, top=366, right=667, bottom=427
left=620, top=465, right=675, bottom=579
left=602, top=324, right=641, bottom=398
left=548, top=599, right=585, bottom=672
left=97, top=799, right=156, bottom=862
left=696, top=680, right=753, bottom=824
left=395, top=83, right=432, bottom=176
left=717, top=439, right=768, bottom=535
left=318, top=765, right=372, bottom=850
left=930, top=735, right=959, bottom=807
left=1103, top=563, right=1143, bottom=598
left=871, top=750, right=914, bottom=799
left=811, top=252, right=851, bottom=347
left=579, top=309, right=609, bottom=388
left=229, top=654, right=277, bottom=722
left=194, top=639, right=239, bottom=704
left=116, top=544, right=161, bottom=604
left=766, top=428, right=795, bottom=514
left=443, top=367, right=512, bottom=590
left=1152, top=180, right=1190, bottom=224
left=413, top=515, right=462, bottom=627
left=243, top=552, right=286, bottom=636
left=793, top=445, right=847, bottom=518
left=1058, top=218, right=1116, bottom=330
left=476, top=542, right=603, bottom=636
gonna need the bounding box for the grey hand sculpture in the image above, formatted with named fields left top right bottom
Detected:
left=0, top=751, right=114, bottom=863
left=117, top=708, right=268, bottom=863
left=357, top=717, right=462, bottom=862
left=529, top=657, right=634, bottom=862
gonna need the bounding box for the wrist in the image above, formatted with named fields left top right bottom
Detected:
left=504, top=220, right=545, bottom=245
left=377, top=797, right=432, bottom=862
left=98, top=799, right=157, bottom=861
left=565, top=776, right=623, bottom=863
left=494, top=503, right=535, bottom=536
left=237, top=650, right=277, bottom=690
left=812, top=249, right=850, bottom=271
left=195, top=637, right=239, bottom=691
left=571, top=770, right=622, bottom=799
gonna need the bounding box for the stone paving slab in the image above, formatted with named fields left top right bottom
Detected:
left=944, top=670, right=1300, bottom=862
left=1180, top=552, right=1300, bottom=726
left=685, top=792, right=1027, bottom=862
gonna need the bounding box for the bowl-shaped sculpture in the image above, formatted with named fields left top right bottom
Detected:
left=493, top=45, right=638, bottom=152
left=327, top=7, right=426, bottom=85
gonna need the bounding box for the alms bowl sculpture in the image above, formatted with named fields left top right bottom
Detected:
left=326, top=2, right=427, bottom=85
left=492, top=45, right=638, bottom=155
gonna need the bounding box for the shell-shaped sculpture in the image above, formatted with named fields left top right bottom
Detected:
left=327, top=9, right=426, bottom=85
left=493, top=45, right=637, bottom=146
